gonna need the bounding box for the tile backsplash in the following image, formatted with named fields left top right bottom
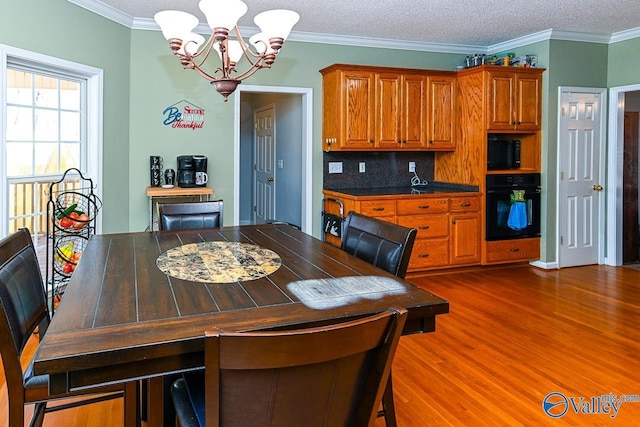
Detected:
left=323, top=151, right=435, bottom=189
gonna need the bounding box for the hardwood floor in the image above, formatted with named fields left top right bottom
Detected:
left=2, top=264, right=640, bottom=426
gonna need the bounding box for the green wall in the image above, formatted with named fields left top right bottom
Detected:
left=1, top=0, right=131, bottom=233
left=608, top=37, right=640, bottom=87
left=3, top=0, right=640, bottom=265
left=542, top=40, right=609, bottom=263
left=128, top=31, right=464, bottom=232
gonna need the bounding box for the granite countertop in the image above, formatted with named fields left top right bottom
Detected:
left=324, top=182, right=480, bottom=197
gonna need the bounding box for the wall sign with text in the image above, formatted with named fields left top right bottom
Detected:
left=162, top=100, right=205, bottom=130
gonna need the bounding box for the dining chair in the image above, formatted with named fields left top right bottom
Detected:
left=340, top=212, right=417, bottom=427
left=170, top=307, right=408, bottom=427
left=157, top=200, right=224, bottom=231
left=0, top=228, right=138, bottom=427
left=341, top=212, right=417, bottom=279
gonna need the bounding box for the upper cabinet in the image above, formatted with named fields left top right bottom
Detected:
left=427, top=74, right=456, bottom=149
left=322, top=68, right=375, bottom=150
left=321, top=64, right=456, bottom=152
left=487, top=68, right=542, bottom=131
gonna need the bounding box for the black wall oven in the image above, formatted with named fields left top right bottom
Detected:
left=486, top=173, right=541, bottom=240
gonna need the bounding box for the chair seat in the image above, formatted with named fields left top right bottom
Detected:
left=172, top=373, right=204, bottom=427
left=23, top=360, right=123, bottom=403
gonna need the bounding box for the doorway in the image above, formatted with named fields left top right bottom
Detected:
left=233, top=85, right=313, bottom=234
left=623, top=107, right=639, bottom=264
left=557, top=87, right=607, bottom=268
left=608, top=86, right=640, bottom=266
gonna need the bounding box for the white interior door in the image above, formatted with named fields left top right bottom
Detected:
left=557, top=88, right=606, bottom=267
left=253, top=105, right=275, bottom=224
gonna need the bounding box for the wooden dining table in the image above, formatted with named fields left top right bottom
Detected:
left=33, top=224, right=449, bottom=426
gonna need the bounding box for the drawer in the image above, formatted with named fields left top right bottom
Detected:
left=397, top=214, right=449, bottom=239
left=397, top=198, right=448, bottom=215
left=358, top=200, right=396, bottom=217
left=409, top=238, right=449, bottom=269
left=450, top=196, right=481, bottom=213
left=484, top=238, right=540, bottom=263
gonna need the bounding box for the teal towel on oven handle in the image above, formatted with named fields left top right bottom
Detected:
left=507, top=201, right=528, bottom=230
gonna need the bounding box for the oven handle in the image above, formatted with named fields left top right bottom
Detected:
left=486, top=187, right=541, bottom=194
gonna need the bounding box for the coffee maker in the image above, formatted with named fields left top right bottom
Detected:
left=177, top=155, right=208, bottom=187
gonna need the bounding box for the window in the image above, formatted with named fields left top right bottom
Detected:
left=1, top=44, right=103, bottom=253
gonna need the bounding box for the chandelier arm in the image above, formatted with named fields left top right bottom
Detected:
left=233, top=61, right=267, bottom=81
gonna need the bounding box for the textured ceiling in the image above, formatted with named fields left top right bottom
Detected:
left=93, top=0, right=640, bottom=47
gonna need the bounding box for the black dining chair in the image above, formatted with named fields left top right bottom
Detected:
left=340, top=212, right=417, bottom=427
left=171, top=307, right=407, bottom=427
left=0, top=228, right=138, bottom=427
left=157, top=200, right=224, bottom=231
left=341, top=212, right=417, bottom=279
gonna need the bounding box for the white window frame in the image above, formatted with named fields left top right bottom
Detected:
left=0, top=44, right=103, bottom=237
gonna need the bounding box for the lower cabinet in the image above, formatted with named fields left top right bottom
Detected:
left=321, top=191, right=547, bottom=273
left=394, top=195, right=481, bottom=272
left=484, top=237, right=540, bottom=264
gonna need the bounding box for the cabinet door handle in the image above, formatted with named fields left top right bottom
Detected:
left=452, top=220, right=456, bottom=224
left=369, top=139, right=375, bottom=144
left=372, top=207, right=385, bottom=211
left=418, top=253, right=430, bottom=258
left=510, top=248, right=520, bottom=252
left=419, top=225, right=430, bottom=229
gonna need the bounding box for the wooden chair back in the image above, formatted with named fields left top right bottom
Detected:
left=172, top=307, right=407, bottom=427
left=158, top=200, right=224, bottom=231
left=341, top=212, right=417, bottom=278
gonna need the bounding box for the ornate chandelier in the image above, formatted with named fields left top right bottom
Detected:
left=154, top=0, right=299, bottom=101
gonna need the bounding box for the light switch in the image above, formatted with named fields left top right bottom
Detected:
left=359, top=162, right=366, bottom=173
left=277, top=159, right=284, bottom=169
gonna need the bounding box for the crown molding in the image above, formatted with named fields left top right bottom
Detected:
left=69, top=0, right=639, bottom=53
left=68, top=0, right=132, bottom=27
left=610, top=27, right=640, bottom=43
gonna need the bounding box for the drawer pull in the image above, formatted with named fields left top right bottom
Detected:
left=418, top=253, right=430, bottom=258
left=460, top=203, right=471, bottom=207
left=510, top=248, right=520, bottom=252
left=418, top=226, right=430, bottom=229
left=372, top=207, right=385, bottom=211
left=418, top=205, right=430, bottom=209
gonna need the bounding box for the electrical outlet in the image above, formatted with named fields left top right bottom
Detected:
left=409, top=161, right=416, bottom=173
left=328, top=162, right=343, bottom=174
left=359, top=162, right=366, bottom=173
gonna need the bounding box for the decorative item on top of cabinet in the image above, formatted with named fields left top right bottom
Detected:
left=320, top=64, right=457, bottom=152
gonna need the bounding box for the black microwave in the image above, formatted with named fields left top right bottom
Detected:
left=487, top=138, right=521, bottom=170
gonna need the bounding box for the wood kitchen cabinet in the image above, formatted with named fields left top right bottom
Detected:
left=487, top=68, right=542, bottom=131
left=449, top=196, right=481, bottom=265
left=434, top=65, right=545, bottom=266
left=322, top=67, right=375, bottom=150
left=426, top=74, right=456, bottom=149
left=323, top=190, right=481, bottom=273
left=321, top=64, right=457, bottom=151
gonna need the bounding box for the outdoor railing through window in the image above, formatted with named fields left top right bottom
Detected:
left=8, top=177, right=81, bottom=268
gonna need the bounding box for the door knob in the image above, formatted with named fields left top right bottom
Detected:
left=592, top=184, right=603, bottom=191
left=268, top=177, right=274, bottom=182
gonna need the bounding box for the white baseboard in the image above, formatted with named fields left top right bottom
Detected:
left=530, top=260, right=558, bottom=269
